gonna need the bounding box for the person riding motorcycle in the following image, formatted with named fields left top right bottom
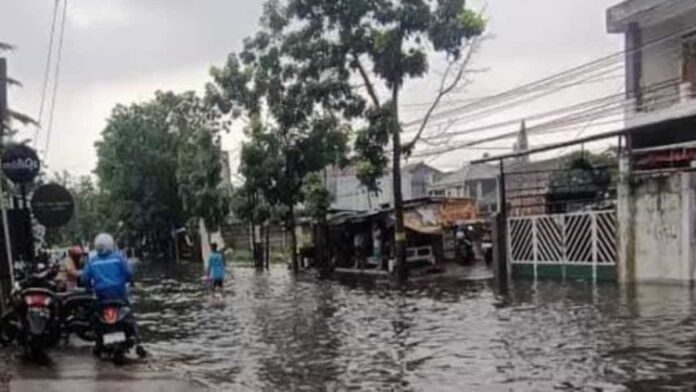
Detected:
left=81, top=233, right=133, bottom=301
left=57, top=245, right=84, bottom=292
left=82, top=233, right=146, bottom=359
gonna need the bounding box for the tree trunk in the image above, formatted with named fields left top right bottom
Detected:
left=255, top=224, right=265, bottom=270
left=265, top=222, right=270, bottom=270
left=289, top=206, right=299, bottom=273
left=318, top=218, right=331, bottom=278
left=391, top=87, right=408, bottom=283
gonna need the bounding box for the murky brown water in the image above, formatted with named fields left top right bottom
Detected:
left=132, top=263, right=696, bottom=391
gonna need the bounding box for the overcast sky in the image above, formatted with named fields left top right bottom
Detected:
left=1, top=0, right=624, bottom=178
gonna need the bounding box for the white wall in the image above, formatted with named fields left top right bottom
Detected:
left=333, top=171, right=413, bottom=211
left=618, top=171, right=696, bottom=283
left=627, top=7, right=696, bottom=120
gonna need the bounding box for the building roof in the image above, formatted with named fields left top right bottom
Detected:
left=328, top=161, right=441, bottom=178
left=429, top=163, right=498, bottom=190
left=607, top=0, right=696, bottom=33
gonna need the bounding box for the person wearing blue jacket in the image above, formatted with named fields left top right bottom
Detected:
left=82, top=233, right=133, bottom=301
left=207, top=243, right=226, bottom=295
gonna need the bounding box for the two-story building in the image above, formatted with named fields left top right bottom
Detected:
left=327, top=162, right=442, bottom=212
left=608, top=0, right=696, bottom=283
left=427, top=163, right=499, bottom=215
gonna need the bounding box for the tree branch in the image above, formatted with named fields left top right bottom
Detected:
left=352, top=54, right=381, bottom=107
left=403, top=37, right=481, bottom=151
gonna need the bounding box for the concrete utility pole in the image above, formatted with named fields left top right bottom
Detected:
left=0, top=58, right=15, bottom=312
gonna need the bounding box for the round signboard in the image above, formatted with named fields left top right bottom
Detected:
left=2, top=144, right=40, bottom=184
left=31, top=183, right=75, bottom=228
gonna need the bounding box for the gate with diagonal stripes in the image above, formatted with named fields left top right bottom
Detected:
left=508, top=210, right=617, bottom=281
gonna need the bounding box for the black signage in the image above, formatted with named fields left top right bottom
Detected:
left=1, top=144, right=40, bottom=184
left=31, top=183, right=74, bottom=228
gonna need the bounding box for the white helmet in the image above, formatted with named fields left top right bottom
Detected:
left=94, top=233, right=115, bottom=255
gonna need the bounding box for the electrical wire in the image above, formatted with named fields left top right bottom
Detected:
left=418, top=77, right=680, bottom=144
left=410, top=85, right=685, bottom=159
left=410, top=40, right=684, bottom=139
left=33, top=0, right=60, bottom=146
left=44, top=0, right=68, bottom=159
left=402, top=23, right=695, bottom=131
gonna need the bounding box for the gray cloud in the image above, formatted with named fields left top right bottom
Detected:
left=1, top=0, right=623, bottom=176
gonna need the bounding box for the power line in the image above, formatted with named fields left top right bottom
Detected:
left=419, top=77, right=680, bottom=144
left=410, top=39, right=683, bottom=137
left=33, top=0, right=60, bottom=146
left=399, top=73, right=625, bottom=111
left=411, top=85, right=684, bottom=159
left=402, top=23, right=695, bottom=130
left=44, top=0, right=68, bottom=159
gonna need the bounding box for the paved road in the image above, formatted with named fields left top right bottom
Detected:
left=1, top=348, right=208, bottom=392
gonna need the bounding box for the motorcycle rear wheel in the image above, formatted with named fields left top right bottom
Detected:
left=112, top=350, right=126, bottom=365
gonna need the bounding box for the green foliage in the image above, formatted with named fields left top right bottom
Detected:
left=302, top=172, right=332, bottom=220
left=44, top=174, right=114, bottom=247
left=549, top=151, right=616, bottom=196
left=207, top=25, right=352, bottom=219
left=270, top=0, right=485, bottom=189
left=94, top=91, right=229, bottom=254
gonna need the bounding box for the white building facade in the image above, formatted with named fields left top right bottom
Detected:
left=327, top=163, right=441, bottom=211
left=608, top=0, right=696, bottom=283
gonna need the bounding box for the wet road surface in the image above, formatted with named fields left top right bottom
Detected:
left=7, top=263, right=696, bottom=391
left=134, top=264, right=696, bottom=391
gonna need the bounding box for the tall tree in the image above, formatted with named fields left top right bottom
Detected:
left=1, top=42, right=38, bottom=141
left=270, top=0, right=485, bottom=281
left=95, top=91, right=229, bottom=258
left=207, top=27, right=354, bottom=271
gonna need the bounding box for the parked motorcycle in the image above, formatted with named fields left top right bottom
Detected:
left=58, top=288, right=96, bottom=343
left=92, top=298, right=146, bottom=364
left=11, top=263, right=62, bottom=359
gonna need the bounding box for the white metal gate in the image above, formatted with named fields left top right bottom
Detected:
left=508, top=210, right=617, bottom=279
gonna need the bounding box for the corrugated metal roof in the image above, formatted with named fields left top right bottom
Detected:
left=430, top=163, right=498, bottom=189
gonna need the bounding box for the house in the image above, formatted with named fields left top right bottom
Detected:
left=428, top=163, right=499, bottom=215
left=607, top=0, right=696, bottom=154
left=327, top=162, right=442, bottom=211
left=327, top=197, right=480, bottom=274
left=608, top=0, right=696, bottom=283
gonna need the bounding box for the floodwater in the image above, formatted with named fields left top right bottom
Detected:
left=133, top=263, right=696, bottom=391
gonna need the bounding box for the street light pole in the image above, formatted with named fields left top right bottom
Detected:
left=0, top=58, right=15, bottom=310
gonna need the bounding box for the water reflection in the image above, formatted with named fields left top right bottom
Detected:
left=132, top=263, right=696, bottom=391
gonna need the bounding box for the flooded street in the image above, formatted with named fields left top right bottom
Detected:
left=126, top=263, right=696, bottom=391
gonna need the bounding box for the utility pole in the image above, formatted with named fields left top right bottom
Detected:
left=0, top=58, right=15, bottom=313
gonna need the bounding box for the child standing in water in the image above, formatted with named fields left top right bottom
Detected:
left=206, top=243, right=226, bottom=296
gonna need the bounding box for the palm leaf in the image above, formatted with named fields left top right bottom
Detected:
left=0, top=77, right=21, bottom=87
left=0, top=42, right=15, bottom=52
left=8, top=110, right=39, bottom=127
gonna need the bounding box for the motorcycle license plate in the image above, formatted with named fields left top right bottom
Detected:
left=103, top=332, right=126, bottom=345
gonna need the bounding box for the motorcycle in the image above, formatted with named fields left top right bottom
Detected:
left=11, top=263, right=62, bottom=359
left=58, top=288, right=96, bottom=343
left=92, top=297, right=146, bottom=364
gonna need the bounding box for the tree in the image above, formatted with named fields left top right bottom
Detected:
left=207, top=28, right=354, bottom=272
left=1, top=43, right=38, bottom=141
left=95, top=91, right=229, bottom=259
left=302, top=171, right=332, bottom=275
left=548, top=151, right=616, bottom=212
left=268, top=0, right=485, bottom=281
left=43, top=174, right=114, bottom=247
left=169, top=92, right=231, bottom=233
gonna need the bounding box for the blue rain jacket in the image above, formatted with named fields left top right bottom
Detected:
left=82, top=250, right=133, bottom=300
left=207, top=252, right=226, bottom=280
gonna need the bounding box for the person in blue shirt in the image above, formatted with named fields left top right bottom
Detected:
left=82, top=233, right=133, bottom=302
left=206, top=243, right=226, bottom=295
